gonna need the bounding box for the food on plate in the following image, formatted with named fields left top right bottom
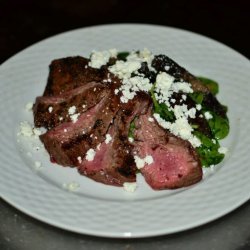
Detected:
left=32, top=49, right=229, bottom=190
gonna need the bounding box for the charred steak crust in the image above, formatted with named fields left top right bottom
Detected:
left=33, top=82, right=107, bottom=129
left=40, top=90, right=120, bottom=166
left=77, top=92, right=151, bottom=186
left=43, top=56, right=107, bottom=96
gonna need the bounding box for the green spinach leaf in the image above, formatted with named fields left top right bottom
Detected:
left=194, top=131, right=225, bottom=167
left=198, top=77, right=219, bottom=95
left=207, top=112, right=230, bottom=140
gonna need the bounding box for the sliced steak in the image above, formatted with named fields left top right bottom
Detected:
left=134, top=108, right=202, bottom=190
left=40, top=92, right=120, bottom=166
left=152, top=55, right=209, bottom=93
left=78, top=93, right=151, bottom=186
left=33, top=81, right=107, bottom=129
left=43, top=56, right=107, bottom=96
left=78, top=125, right=135, bottom=186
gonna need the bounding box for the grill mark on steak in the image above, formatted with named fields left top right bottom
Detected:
left=33, top=81, right=107, bottom=129
left=40, top=90, right=120, bottom=166
left=134, top=107, right=202, bottom=190
left=77, top=93, right=151, bottom=186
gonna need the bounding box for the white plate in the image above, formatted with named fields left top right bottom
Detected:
left=0, top=24, right=250, bottom=238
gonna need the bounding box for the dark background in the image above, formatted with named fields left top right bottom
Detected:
left=1, top=0, right=250, bottom=63
left=1, top=0, right=250, bottom=250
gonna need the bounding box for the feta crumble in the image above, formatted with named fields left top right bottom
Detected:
left=85, top=148, right=96, bottom=161
left=63, top=182, right=80, bottom=192
left=134, top=155, right=154, bottom=169
left=196, top=104, right=202, bottom=111
left=204, top=111, right=213, bottom=120
left=89, top=49, right=117, bottom=69
left=218, top=147, right=228, bottom=154
left=68, top=106, right=76, bottom=115
left=70, top=113, right=80, bottom=123
left=128, top=137, right=134, bottom=143
left=153, top=114, right=201, bottom=148
left=25, top=102, right=33, bottom=111
left=123, top=182, right=137, bottom=193
left=48, top=106, right=53, bottom=113
left=105, top=134, right=112, bottom=144
left=34, top=161, right=42, bottom=169
left=18, top=121, right=42, bottom=138
left=77, top=156, right=82, bottom=164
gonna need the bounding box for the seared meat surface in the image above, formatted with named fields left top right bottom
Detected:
left=133, top=108, right=202, bottom=189
left=78, top=93, right=151, bottom=186
left=34, top=81, right=107, bottom=129
left=44, top=56, right=106, bottom=96
left=34, top=52, right=209, bottom=190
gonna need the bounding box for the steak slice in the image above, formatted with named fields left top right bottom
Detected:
left=152, top=55, right=209, bottom=93
left=78, top=93, right=151, bottom=186
left=40, top=92, right=120, bottom=166
left=43, top=56, right=106, bottom=96
left=133, top=108, right=202, bottom=190
left=33, top=81, right=107, bottom=129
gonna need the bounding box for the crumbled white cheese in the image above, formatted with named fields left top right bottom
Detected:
left=204, top=111, right=213, bottom=120
left=128, top=137, right=134, bottom=143
left=18, top=121, right=42, bottom=137
left=218, top=147, right=228, bottom=154
left=144, top=155, right=154, bottom=165
left=89, top=49, right=117, bottom=69
left=171, top=82, right=193, bottom=93
left=123, top=182, right=137, bottom=193
left=108, top=49, right=155, bottom=103
left=34, top=161, right=42, bottom=169
left=33, top=128, right=42, bottom=136
left=155, top=72, right=173, bottom=100
left=153, top=113, right=201, bottom=148
left=70, top=113, right=80, bottom=123
left=148, top=117, right=154, bottom=122
left=63, top=182, right=80, bottom=191
left=117, top=76, right=152, bottom=103
left=77, top=156, right=82, bottom=164
left=134, top=155, right=154, bottom=169
left=18, top=121, right=33, bottom=137
left=48, top=106, right=53, bottom=113
left=182, top=94, right=187, bottom=101
left=85, top=148, right=96, bottom=161
left=109, top=60, right=141, bottom=79
left=25, top=102, right=33, bottom=111
left=196, top=104, right=202, bottom=111
left=105, top=134, right=112, bottom=144
left=68, top=106, right=76, bottom=115
left=187, top=107, right=197, bottom=119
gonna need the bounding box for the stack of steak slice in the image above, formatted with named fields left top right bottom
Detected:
left=34, top=81, right=107, bottom=129
left=34, top=55, right=202, bottom=190
left=78, top=92, right=151, bottom=186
